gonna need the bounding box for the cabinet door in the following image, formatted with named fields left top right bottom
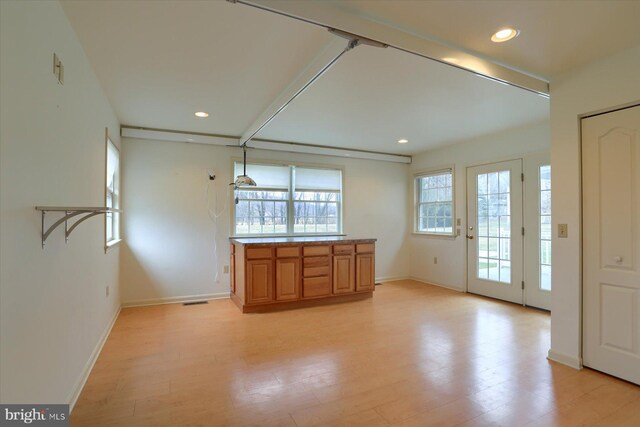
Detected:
left=276, top=258, right=299, bottom=301
left=246, top=259, right=273, bottom=304
left=356, top=253, right=375, bottom=291
left=333, top=255, right=355, bottom=294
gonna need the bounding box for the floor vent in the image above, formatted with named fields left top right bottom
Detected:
left=183, top=301, right=208, bottom=306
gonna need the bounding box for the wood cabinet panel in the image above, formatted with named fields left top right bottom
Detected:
left=333, top=255, right=355, bottom=294
left=333, top=244, right=354, bottom=255
left=246, top=259, right=273, bottom=304
left=247, top=248, right=272, bottom=259
left=303, top=256, right=330, bottom=267
left=356, top=243, right=375, bottom=254
left=276, top=247, right=300, bottom=258
left=276, top=258, right=299, bottom=301
left=303, top=277, right=331, bottom=298
left=304, top=266, right=330, bottom=277
left=304, top=246, right=330, bottom=256
left=356, top=254, right=375, bottom=291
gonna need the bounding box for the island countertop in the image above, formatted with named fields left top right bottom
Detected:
left=229, top=236, right=377, bottom=247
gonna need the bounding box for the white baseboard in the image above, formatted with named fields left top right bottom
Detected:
left=375, top=275, right=410, bottom=283
left=409, top=276, right=464, bottom=292
left=122, top=292, right=230, bottom=308
left=68, top=305, right=121, bottom=412
left=547, top=349, right=582, bottom=370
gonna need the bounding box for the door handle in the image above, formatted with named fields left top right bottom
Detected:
left=466, top=235, right=474, bottom=240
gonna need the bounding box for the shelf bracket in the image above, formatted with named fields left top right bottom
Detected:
left=35, top=206, right=122, bottom=248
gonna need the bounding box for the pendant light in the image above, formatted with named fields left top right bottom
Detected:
left=234, top=145, right=256, bottom=188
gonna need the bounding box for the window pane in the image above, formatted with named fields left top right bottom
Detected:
left=234, top=164, right=342, bottom=236
left=539, top=165, right=552, bottom=291
left=293, top=191, right=339, bottom=234
left=416, top=171, right=453, bottom=234
left=106, top=138, right=119, bottom=243
left=477, top=170, right=511, bottom=283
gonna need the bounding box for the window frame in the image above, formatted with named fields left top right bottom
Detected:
left=231, top=159, right=344, bottom=237
left=105, top=135, right=121, bottom=250
left=413, top=167, right=456, bottom=237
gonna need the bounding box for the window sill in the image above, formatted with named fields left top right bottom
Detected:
left=105, top=238, right=122, bottom=253
left=412, top=232, right=457, bottom=240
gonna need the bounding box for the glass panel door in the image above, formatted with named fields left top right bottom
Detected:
left=524, top=153, right=551, bottom=310
left=467, top=159, right=523, bottom=304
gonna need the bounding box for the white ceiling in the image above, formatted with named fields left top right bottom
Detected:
left=61, top=0, right=332, bottom=136
left=61, top=1, right=637, bottom=156
left=258, top=44, right=548, bottom=154
left=333, top=0, right=640, bottom=78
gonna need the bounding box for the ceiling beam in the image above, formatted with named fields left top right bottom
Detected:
left=233, top=0, right=549, bottom=97
left=120, top=126, right=412, bottom=164
left=237, top=37, right=352, bottom=147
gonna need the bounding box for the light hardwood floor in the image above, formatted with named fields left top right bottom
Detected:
left=71, top=280, right=640, bottom=426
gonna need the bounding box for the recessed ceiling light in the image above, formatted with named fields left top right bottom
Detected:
left=491, top=28, right=519, bottom=43
left=194, top=111, right=209, bottom=118
left=397, top=139, right=409, bottom=144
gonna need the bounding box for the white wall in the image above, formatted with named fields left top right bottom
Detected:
left=548, top=45, right=640, bottom=367
left=120, top=138, right=410, bottom=305
left=408, top=122, right=550, bottom=290
left=0, top=1, right=121, bottom=405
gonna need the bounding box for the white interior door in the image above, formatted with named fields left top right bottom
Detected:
left=467, top=160, right=523, bottom=304
left=582, top=105, right=640, bottom=385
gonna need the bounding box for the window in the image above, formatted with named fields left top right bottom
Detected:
left=415, top=169, right=454, bottom=235
left=105, top=138, right=120, bottom=245
left=233, top=162, right=342, bottom=236
left=539, top=165, right=552, bottom=291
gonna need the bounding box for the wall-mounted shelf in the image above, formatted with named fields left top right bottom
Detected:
left=35, top=206, right=122, bottom=248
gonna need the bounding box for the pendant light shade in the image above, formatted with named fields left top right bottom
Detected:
left=234, top=145, right=257, bottom=188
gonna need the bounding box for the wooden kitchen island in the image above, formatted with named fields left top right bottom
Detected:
left=229, top=236, right=376, bottom=313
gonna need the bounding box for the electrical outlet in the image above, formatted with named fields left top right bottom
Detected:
left=106, top=286, right=110, bottom=297
left=434, top=257, right=438, bottom=264
left=223, top=265, right=229, bottom=274
left=558, top=224, right=568, bottom=238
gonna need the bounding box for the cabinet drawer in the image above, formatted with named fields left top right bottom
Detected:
left=333, top=244, right=354, bottom=255
left=356, top=243, right=375, bottom=254
left=276, top=247, right=300, bottom=258
left=303, top=256, right=330, bottom=267
left=303, top=277, right=331, bottom=298
left=304, top=266, right=330, bottom=277
left=303, top=245, right=330, bottom=256
left=246, top=247, right=272, bottom=259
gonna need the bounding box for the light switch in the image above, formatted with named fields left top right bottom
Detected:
left=558, top=224, right=568, bottom=238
